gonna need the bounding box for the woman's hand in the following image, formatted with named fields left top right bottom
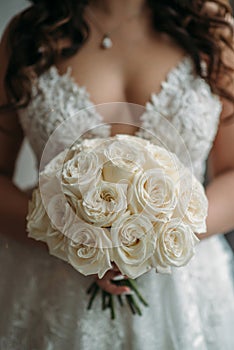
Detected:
left=95, top=264, right=132, bottom=295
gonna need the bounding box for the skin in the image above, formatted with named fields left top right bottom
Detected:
left=0, top=0, right=234, bottom=295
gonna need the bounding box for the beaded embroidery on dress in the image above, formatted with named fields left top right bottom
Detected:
left=0, top=57, right=234, bottom=350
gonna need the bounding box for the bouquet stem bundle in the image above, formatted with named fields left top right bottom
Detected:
left=87, top=278, right=148, bottom=319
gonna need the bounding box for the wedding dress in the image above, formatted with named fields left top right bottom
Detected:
left=0, top=56, right=234, bottom=350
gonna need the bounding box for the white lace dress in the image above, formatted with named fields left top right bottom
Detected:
left=0, top=57, right=234, bottom=350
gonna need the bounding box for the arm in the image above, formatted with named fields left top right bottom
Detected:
left=0, top=18, right=129, bottom=293
left=203, top=120, right=234, bottom=238
left=0, top=19, right=45, bottom=249
left=198, top=15, right=234, bottom=239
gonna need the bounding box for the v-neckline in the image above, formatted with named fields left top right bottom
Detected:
left=46, top=55, right=192, bottom=106
left=38, top=55, right=193, bottom=137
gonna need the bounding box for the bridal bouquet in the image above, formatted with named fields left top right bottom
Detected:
left=27, top=134, right=207, bottom=318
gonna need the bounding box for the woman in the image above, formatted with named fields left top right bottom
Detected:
left=0, top=0, right=234, bottom=349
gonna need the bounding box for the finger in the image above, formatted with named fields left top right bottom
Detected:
left=97, top=279, right=132, bottom=295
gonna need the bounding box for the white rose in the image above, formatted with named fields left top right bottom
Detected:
left=152, top=219, right=199, bottom=271
left=46, top=227, right=69, bottom=262
left=27, top=189, right=77, bottom=262
left=40, top=147, right=79, bottom=179
left=39, top=148, right=85, bottom=201
left=77, top=181, right=128, bottom=227
left=103, top=139, right=145, bottom=182
left=144, top=144, right=182, bottom=182
left=174, top=175, right=208, bottom=233
left=67, top=222, right=112, bottom=278
left=110, top=212, right=156, bottom=278
left=39, top=175, right=66, bottom=219
left=27, top=188, right=50, bottom=242
left=45, top=192, right=103, bottom=243
left=45, top=193, right=86, bottom=240
left=114, top=134, right=150, bottom=148
left=62, top=150, right=103, bottom=198
left=80, top=137, right=108, bottom=152
left=129, top=168, right=177, bottom=222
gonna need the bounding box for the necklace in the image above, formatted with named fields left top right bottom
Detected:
left=86, top=7, right=142, bottom=49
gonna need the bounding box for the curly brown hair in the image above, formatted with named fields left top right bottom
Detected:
left=2, top=0, right=234, bottom=118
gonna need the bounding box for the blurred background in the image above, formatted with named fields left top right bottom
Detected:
left=0, top=0, right=234, bottom=248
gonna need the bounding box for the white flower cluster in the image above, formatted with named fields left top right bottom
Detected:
left=27, top=135, right=208, bottom=278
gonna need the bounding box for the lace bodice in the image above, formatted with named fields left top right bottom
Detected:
left=2, top=56, right=234, bottom=350
left=18, top=56, right=222, bottom=182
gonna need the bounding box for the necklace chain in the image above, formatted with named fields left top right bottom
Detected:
left=86, top=7, right=142, bottom=49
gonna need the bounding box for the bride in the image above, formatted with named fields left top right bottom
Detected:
left=0, top=0, right=234, bottom=349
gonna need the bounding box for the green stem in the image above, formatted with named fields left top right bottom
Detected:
left=102, top=290, right=108, bottom=310
left=86, top=278, right=148, bottom=319
left=117, top=295, right=124, bottom=307
left=128, top=295, right=142, bottom=316
left=87, top=283, right=99, bottom=310
left=86, top=281, right=97, bottom=295
left=109, top=294, right=115, bottom=320
left=126, top=295, right=136, bottom=314
left=125, top=279, right=149, bottom=307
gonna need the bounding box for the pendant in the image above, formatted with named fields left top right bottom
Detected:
left=101, top=34, right=113, bottom=49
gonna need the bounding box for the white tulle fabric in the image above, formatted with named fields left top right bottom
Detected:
left=0, top=57, right=234, bottom=350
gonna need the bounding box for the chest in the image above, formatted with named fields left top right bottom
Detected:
left=56, top=39, right=185, bottom=135
left=19, top=55, right=221, bottom=179
left=56, top=32, right=186, bottom=112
